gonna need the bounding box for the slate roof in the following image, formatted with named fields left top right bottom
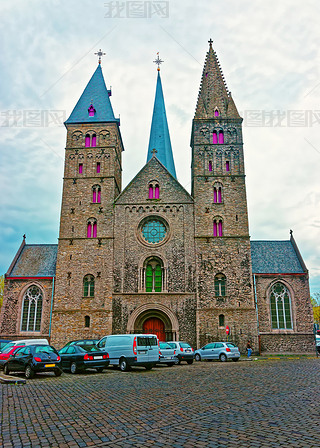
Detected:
left=9, top=245, right=58, bottom=277
left=251, top=240, right=305, bottom=274
left=147, top=71, right=176, bottom=178
left=65, top=64, right=119, bottom=125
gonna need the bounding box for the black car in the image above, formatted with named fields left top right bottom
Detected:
left=3, top=345, right=62, bottom=379
left=59, top=344, right=109, bottom=373
left=60, top=339, right=100, bottom=350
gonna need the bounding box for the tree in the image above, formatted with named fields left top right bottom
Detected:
left=311, top=293, right=320, bottom=324
left=0, top=275, right=4, bottom=311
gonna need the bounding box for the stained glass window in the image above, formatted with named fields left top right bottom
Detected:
left=142, top=220, right=166, bottom=244
left=270, top=283, right=292, bottom=329
left=145, top=260, right=162, bottom=292
left=21, top=285, right=43, bottom=332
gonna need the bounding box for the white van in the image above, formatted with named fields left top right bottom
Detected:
left=97, top=334, right=159, bottom=371
left=1, top=339, right=49, bottom=351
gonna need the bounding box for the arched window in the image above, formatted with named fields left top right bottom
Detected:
left=85, top=134, right=90, bottom=147
left=79, top=163, right=83, bottom=174
left=213, top=218, right=223, bottom=237
left=270, top=283, right=293, bottom=329
left=21, top=285, right=43, bottom=332
left=213, top=183, right=223, bottom=203
left=88, top=105, right=95, bottom=117
left=149, top=184, right=154, bottom=199
left=213, top=131, right=218, bottom=144
left=226, top=161, right=230, bottom=172
left=219, top=314, right=225, bottom=327
left=83, top=275, right=95, bottom=297
left=85, top=315, right=91, bottom=327
left=91, top=134, right=96, bottom=147
left=219, top=131, right=224, bottom=144
left=214, top=109, right=219, bottom=117
left=215, top=274, right=226, bottom=297
left=96, top=162, right=101, bottom=174
left=148, top=181, right=160, bottom=200
left=145, top=257, right=163, bottom=292
left=209, top=160, right=213, bottom=172
left=155, top=184, right=160, bottom=199
left=92, top=185, right=101, bottom=203
left=87, top=218, right=97, bottom=238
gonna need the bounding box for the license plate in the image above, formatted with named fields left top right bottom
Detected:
left=138, top=350, right=146, bottom=354
left=45, top=364, right=55, bottom=368
left=165, top=356, right=173, bottom=360
left=94, top=356, right=103, bottom=360
left=185, top=350, right=191, bottom=353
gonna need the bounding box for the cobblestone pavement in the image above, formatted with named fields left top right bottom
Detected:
left=1, top=358, right=319, bottom=448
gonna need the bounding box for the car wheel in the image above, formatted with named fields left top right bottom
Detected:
left=219, top=353, right=227, bottom=362
left=195, top=353, right=201, bottom=362
left=54, top=369, right=62, bottom=377
left=232, top=358, right=239, bottom=362
left=70, top=362, right=77, bottom=374
left=25, top=365, right=35, bottom=379
left=119, top=358, right=129, bottom=372
left=3, top=364, right=10, bottom=375
left=96, top=367, right=104, bottom=373
left=187, top=360, right=194, bottom=365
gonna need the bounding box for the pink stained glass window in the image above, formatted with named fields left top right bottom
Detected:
left=149, top=185, right=154, bottom=199
left=213, top=220, right=218, bottom=237
left=93, top=189, right=96, bottom=203
left=219, top=131, right=224, bottom=144
left=93, top=222, right=97, bottom=238
left=215, top=110, right=219, bottom=117
left=91, top=134, right=96, bottom=147
left=87, top=223, right=92, bottom=238
left=218, top=188, right=222, bottom=203
left=88, top=105, right=95, bottom=117
left=209, top=161, right=213, bottom=172
left=85, top=134, right=90, bottom=147
left=218, top=220, right=223, bottom=236
left=226, top=161, right=230, bottom=172
left=214, top=188, right=217, bottom=203
left=96, top=162, right=101, bottom=174
left=213, top=131, right=218, bottom=144
left=79, top=163, right=83, bottom=174
left=155, top=185, right=160, bottom=199
left=97, top=189, right=101, bottom=203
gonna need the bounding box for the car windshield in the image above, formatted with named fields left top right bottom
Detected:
left=1, top=345, right=21, bottom=354
left=78, top=345, right=101, bottom=352
left=34, top=346, right=56, bottom=354
left=137, top=337, right=158, bottom=347
left=180, top=343, right=191, bottom=348
left=160, top=342, right=171, bottom=349
left=167, top=343, right=176, bottom=348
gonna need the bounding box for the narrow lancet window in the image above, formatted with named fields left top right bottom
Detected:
left=85, top=134, right=90, bottom=147
left=219, top=131, right=224, bottom=144
left=209, top=161, right=213, bottom=172
left=213, top=131, right=218, bottom=144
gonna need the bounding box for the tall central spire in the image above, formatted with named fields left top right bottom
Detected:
left=147, top=55, right=176, bottom=178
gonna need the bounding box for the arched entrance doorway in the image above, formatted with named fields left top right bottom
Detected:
left=143, top=317, right=166, bottom=341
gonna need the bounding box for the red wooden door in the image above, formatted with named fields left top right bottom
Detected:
left=143, top=317, right=166, bottom=341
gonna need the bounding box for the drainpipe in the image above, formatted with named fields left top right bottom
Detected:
left=253, top=274, right=261, bottom=355
left=48, top=276, right=55, bottom=343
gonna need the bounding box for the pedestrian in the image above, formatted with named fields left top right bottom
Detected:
left=246, top=340, right=252, bottom=358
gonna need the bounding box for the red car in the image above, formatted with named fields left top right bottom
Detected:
left=0, top=345, right=24, bottom=369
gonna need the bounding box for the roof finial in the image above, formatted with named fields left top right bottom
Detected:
left=151, top=148, right=157, bottom=156
left=153, top=52, right=163, bottom=71
left=208, top=38, right=213, bottom=49
left=290, top=229, right=293, bottom=236
left=23, top=234, right=26, bottom=240
left=94, top=49, right=106, bottom=65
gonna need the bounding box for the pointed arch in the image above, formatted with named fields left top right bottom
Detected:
left=269, top=282, right=293, bottom=330
left=215, top=274, right=226, bottom=297
left=21, top=285, right=43, bottom=332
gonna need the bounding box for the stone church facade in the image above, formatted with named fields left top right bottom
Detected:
left=0, top=42, right=314, bottom=353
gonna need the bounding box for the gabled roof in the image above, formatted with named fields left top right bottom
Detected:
left=147, top=71, right=176, bottom=178
left=65, top=64, right=119, bottom=125
left=7, top=244, right=58, bottom=277
left=115, top=155, right=193, bottom=205
left=251, top=240, right=305, bottom=274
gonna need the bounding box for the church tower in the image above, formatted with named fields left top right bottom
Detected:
left=191, top=41, right=258, bottom=348
left=51, top=52, right=124, bottom=346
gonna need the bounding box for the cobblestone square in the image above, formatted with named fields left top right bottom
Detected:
left=1, top=358, right=319, bottom=447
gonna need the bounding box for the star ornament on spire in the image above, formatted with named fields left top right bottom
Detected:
left=95, top=49, right=106, bottom=64
left=153, top=52, right=163, bottom=71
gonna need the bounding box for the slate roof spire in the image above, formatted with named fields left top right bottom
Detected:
left=65, top=59, right=119, bottom=125
left=194, top=39, right=241, bottom=119
left=147, top=56, right=176, bottom=178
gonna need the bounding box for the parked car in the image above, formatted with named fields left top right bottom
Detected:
left=0, top=339, right=12, bottom=352
left=157, top=342, right=178, bottom=367
left=0, top=338, right=49, bottom=352
left=59, top=344, right=109, bottom=373
left=167, top=341, right=194, bottom=364
left=0, top=345, right=25, bottom=369
left=315, top=336, right=320, bottom=356
left=97, top=334, right=159, bottom=371
left=59, top=339, right=100, bottom=350
left=3, top=344, right=62, bottom=379
left=194, top=342, right=240, bottom=362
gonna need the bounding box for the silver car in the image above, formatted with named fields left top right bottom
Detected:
left=157, top=342, right=178, bottom=367
left=194, top=342, right=240, bottom=362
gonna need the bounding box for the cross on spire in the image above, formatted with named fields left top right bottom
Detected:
left=151, top=148, right=157, bottom=156
left=208, top=38, right=213, bottom=48
left=95, top=49, right=106, bottom=64
left=153, top=52, right=163, bottom=71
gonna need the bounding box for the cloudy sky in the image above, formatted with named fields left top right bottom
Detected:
left=1, top=0, right=320, bottom=293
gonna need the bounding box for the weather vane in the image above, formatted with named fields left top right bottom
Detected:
left=95, top=49, right=106, bottom=64
left=153, top=52, right=163, bottom=71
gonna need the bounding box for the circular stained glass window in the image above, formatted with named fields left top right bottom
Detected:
left=141, top=219, right=167, bottom=244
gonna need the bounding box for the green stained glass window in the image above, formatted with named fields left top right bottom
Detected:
left=154, top=265, right=162, bottom=292
left=146, top=265, right=153, bottom=292
left=145, top=260, right=163, bottom=292
left=142, top=220, right=166, bottom=244
left=270, top=283, right=292, bottom=330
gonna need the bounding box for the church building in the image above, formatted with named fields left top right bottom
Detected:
left=0, top=42, right=314, bottom=353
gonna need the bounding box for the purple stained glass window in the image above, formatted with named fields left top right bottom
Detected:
left=226, top=161, right=230, bottom=172
left=87, top=223, right=92, bottom=238
left=215, top=110, right=219, bottom=117
left=97, top=189, right=101, bottom=203
left=218, top=187, right=222, bottom=203
left=92, top=134, right=96, bottom=147
left=213, top=131, right=218, bottom=144
left=218, top=220, right=223, bottom=236
left=214, top=188, right=217, bottom=203
left=209, top=161, right=213, bottom=172
left=85, top=135, right=90, bottom=147
left=88, top=105, right=95, bottom=117
left=213, top=220, right=218, bottom=237
left=79, top=163, right=83, bottom=174
left=93, top=189, right=96, bottom=203
left=149, top=185, right=154, bottom=199
left=155, top=185, right=159, bottom=199
left=93, top=222, right=97, bottom=238
left=96, top=162, right=100, bottom=174
left=219, top=131, right=224, bottom=144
